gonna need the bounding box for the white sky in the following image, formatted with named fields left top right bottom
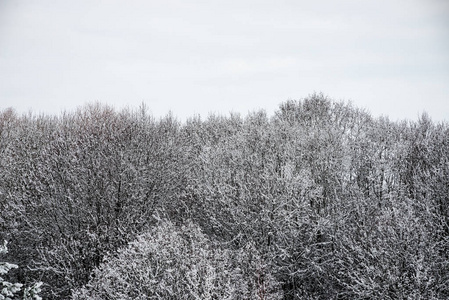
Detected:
left=1, top=0, right=448, bottom=121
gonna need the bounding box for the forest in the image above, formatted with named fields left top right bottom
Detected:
left=1, top=94, right=448, bottom=299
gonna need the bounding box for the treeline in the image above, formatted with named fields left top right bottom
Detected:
left=0, top=94, right=448, bottom=299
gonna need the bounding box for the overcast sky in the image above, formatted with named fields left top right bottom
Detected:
left=1, top=0, right=448, bottom=121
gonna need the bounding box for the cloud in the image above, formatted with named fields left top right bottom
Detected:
left=0, top=0, right=448, bottom=121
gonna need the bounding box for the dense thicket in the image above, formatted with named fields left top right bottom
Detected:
left=1, top=95, right=448, bottom=299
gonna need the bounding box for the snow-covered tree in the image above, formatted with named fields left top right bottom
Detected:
left=73, top=220, right=282, bottom=299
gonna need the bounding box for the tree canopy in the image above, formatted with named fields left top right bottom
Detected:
left=1, top=94, right=448, bottom=299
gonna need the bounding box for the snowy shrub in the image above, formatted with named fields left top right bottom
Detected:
left=0, top=241, right=42, bottom=300
left=73, top=220, right=282, bottom=299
